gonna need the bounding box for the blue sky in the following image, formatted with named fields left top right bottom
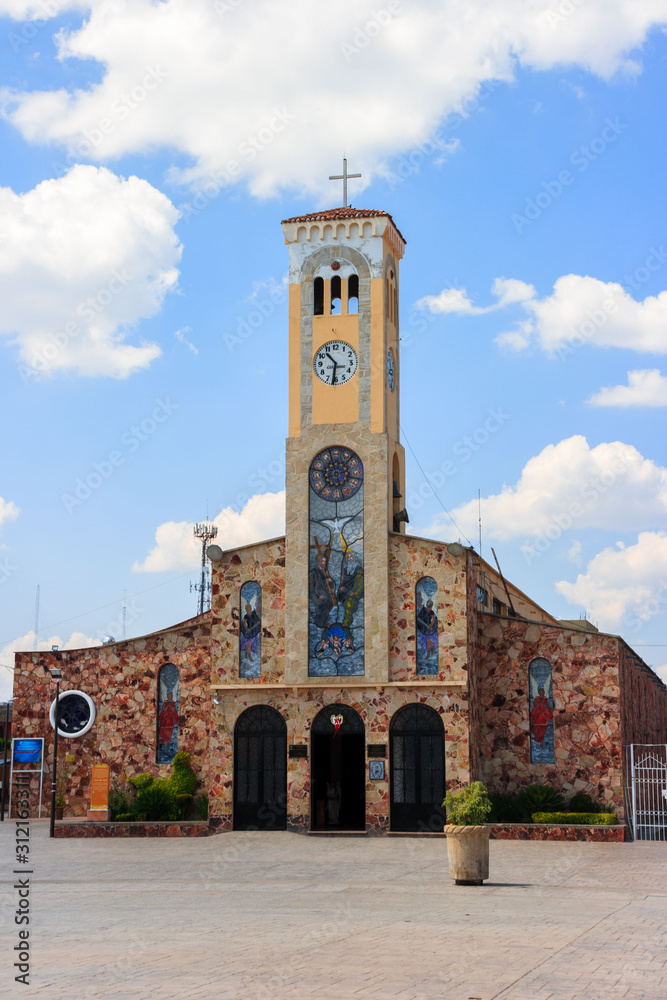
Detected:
left=1, top=0, right=666, bottom=698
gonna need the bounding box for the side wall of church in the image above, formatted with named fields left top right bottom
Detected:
left=619, top=642, right=667, bottom=748
left=475, top=615, right=625, bottom=814
left=12, top=619, right=211, bottom=817
left=466, top=553, right=483, bottom=782
left=211, top=538, right=286, bottom=684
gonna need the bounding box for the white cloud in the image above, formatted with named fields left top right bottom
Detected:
left=0, top=629, right=100, bottom=702
left=565, top=539, right=583, bottom=564
left=174, top=327, right=198, bottom=355
left=1, top=1, right=666, bottom=196
left=433, top=435, right=667, bottom=542
left=0, top=497, right=20, bottom=531
left=417, top=272, right=667, bottom=359
left=588, top=369, right=667, bottom=407
left=555, top=531, right=667, bottom=630
left=498, top=274, right=667, bottom=356
left=416, top=278, right=535, bottom=316
left=654, top=664, right=667, bottom=685
left=0, top=165, right=181, bottom=378
left=133, top=490, right=286, bottom=573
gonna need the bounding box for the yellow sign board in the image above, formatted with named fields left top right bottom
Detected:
left=90, top=763, right=110, bottom=811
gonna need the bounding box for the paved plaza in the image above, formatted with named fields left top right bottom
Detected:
left=1, top=822, right=666, bottom=999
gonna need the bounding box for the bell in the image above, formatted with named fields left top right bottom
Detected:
left=392, top=481, right=402, bottom=499
left=393, top=508, right=409, bottom=532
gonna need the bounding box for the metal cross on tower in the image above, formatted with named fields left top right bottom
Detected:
left=329, top=157, right=361, bottom=208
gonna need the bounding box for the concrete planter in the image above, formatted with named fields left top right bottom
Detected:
left=443, top=824, right=490, bottom=885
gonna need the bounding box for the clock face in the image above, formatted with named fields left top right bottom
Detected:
left=313, top=340, right=358, bottom=386
left=387, top=348, right=395, bottom=391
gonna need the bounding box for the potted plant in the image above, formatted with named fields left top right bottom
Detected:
left=443, top=781, right=493, bottom=885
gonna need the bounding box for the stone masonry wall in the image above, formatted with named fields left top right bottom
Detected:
left=388, top=534, right=467, bottom=684
left=211, top=537, right=286, bottom=685
left=12, top=617, right=211, bottom=818
left=209, top=685, right=470, bottom=834
left=476, top=615, right=625, bottom=814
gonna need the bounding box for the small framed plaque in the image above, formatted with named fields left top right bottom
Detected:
left=367, top=744, right=386, bottom=758
left=289, top=744, right=308, bottom=759
left=369, top=760, right=385, bottom=781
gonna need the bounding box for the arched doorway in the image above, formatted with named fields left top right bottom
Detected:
left=390, top=704, right=445, bottom=832
left=234, top=706, right=287, bottom=831
left=311, top=704, right=365, bottom=831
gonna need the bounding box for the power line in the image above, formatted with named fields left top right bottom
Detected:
left=400, top=423, right=474, bottom=547
left=0, top=569, right=195, bottom=651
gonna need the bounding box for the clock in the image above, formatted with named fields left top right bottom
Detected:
left=386, top=348, right=395, bottom=391
left=313, top=340, right=358, bottom=386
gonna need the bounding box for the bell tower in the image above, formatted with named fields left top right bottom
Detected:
left=281, top=197, right=407, bottom=686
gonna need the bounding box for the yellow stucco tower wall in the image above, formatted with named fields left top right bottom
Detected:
left=281, top=209, right=407, bottom=685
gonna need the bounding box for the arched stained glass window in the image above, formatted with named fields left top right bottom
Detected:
left=157, top=663, right=179, bottom=764
left=240, top=581, right=262, bottom=678
left=308, top=447, right=364, bottom=676
left=529, top=657, right=555, bottom=764
left=416, top=576, right=438, bottom=675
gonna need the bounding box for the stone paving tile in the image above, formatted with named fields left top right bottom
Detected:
left=1, top=823, right=666, bottom=999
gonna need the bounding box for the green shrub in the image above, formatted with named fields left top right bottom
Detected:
left=128, top=773, right=155, bottom=792
left=134, top=783, right=178, bottom=822
left=109, top=785, right=133, bottom=820
left=518, top=784, right=563, bottom=819
left=532, top=812, right=618, bottom=825
left=443, top=781, right=492, bottom=825
left=195, top=793, right=209, bottom=821
left=168, top=751, right=198, bottom=797
left=174, top=793, right=194, bottom=819
left=488, top=792, right=524, bottom=823
left=115, top=813, right=135, bottom=822
left=568, top=793, right=602, bottom=814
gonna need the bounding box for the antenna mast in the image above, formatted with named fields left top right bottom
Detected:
left=191, top=521, right=218, bottom=615
left=34, top=584, right=40, bottom=645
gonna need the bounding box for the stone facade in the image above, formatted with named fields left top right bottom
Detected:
left=474, top=613, right=661, bottom=817
left=11, top=617, right=210, bottom=818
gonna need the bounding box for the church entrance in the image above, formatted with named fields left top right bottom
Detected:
left=233, top=706, right=287, bottom=831
left=311, top=704, right=365, bottom=831
left=390, top=704, right=445, bottom=832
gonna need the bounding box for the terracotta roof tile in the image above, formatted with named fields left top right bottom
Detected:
left=282, top=207, right=406, bottom=243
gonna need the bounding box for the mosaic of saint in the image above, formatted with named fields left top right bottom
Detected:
left=308, top=446, right=364, bottom=676
left=157, top=663, right=179, bottom=764
left=529, top=657, right=555, bottom=764
left=415, top=576, right=439, bottom=675
left=239, top=581, right=262, bottom=678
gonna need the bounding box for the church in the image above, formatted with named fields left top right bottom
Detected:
left=11, top=201, right=667, bottom=834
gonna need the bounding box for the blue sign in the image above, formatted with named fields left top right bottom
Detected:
left=13, top=739, right=42, bottom=764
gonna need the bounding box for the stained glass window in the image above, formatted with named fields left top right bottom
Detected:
left=240, top=581, right=262, bottom=678
left=529, top=657, right=555, bottom=764
left=157, top=663, right=179, bottom=764
left=308, top=446, right=364, bottom=676
left=416, top=576, right=439, bottom=675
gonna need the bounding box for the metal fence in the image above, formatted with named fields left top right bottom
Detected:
left=624, top=744, right=667, bottom=841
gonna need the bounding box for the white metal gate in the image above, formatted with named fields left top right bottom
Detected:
left=625, top=744, right=667, bottom=841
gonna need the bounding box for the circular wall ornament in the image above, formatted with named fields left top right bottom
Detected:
left=49, top=690, right=96, bottom=738
left=309, top=447, right=364, bottom=502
